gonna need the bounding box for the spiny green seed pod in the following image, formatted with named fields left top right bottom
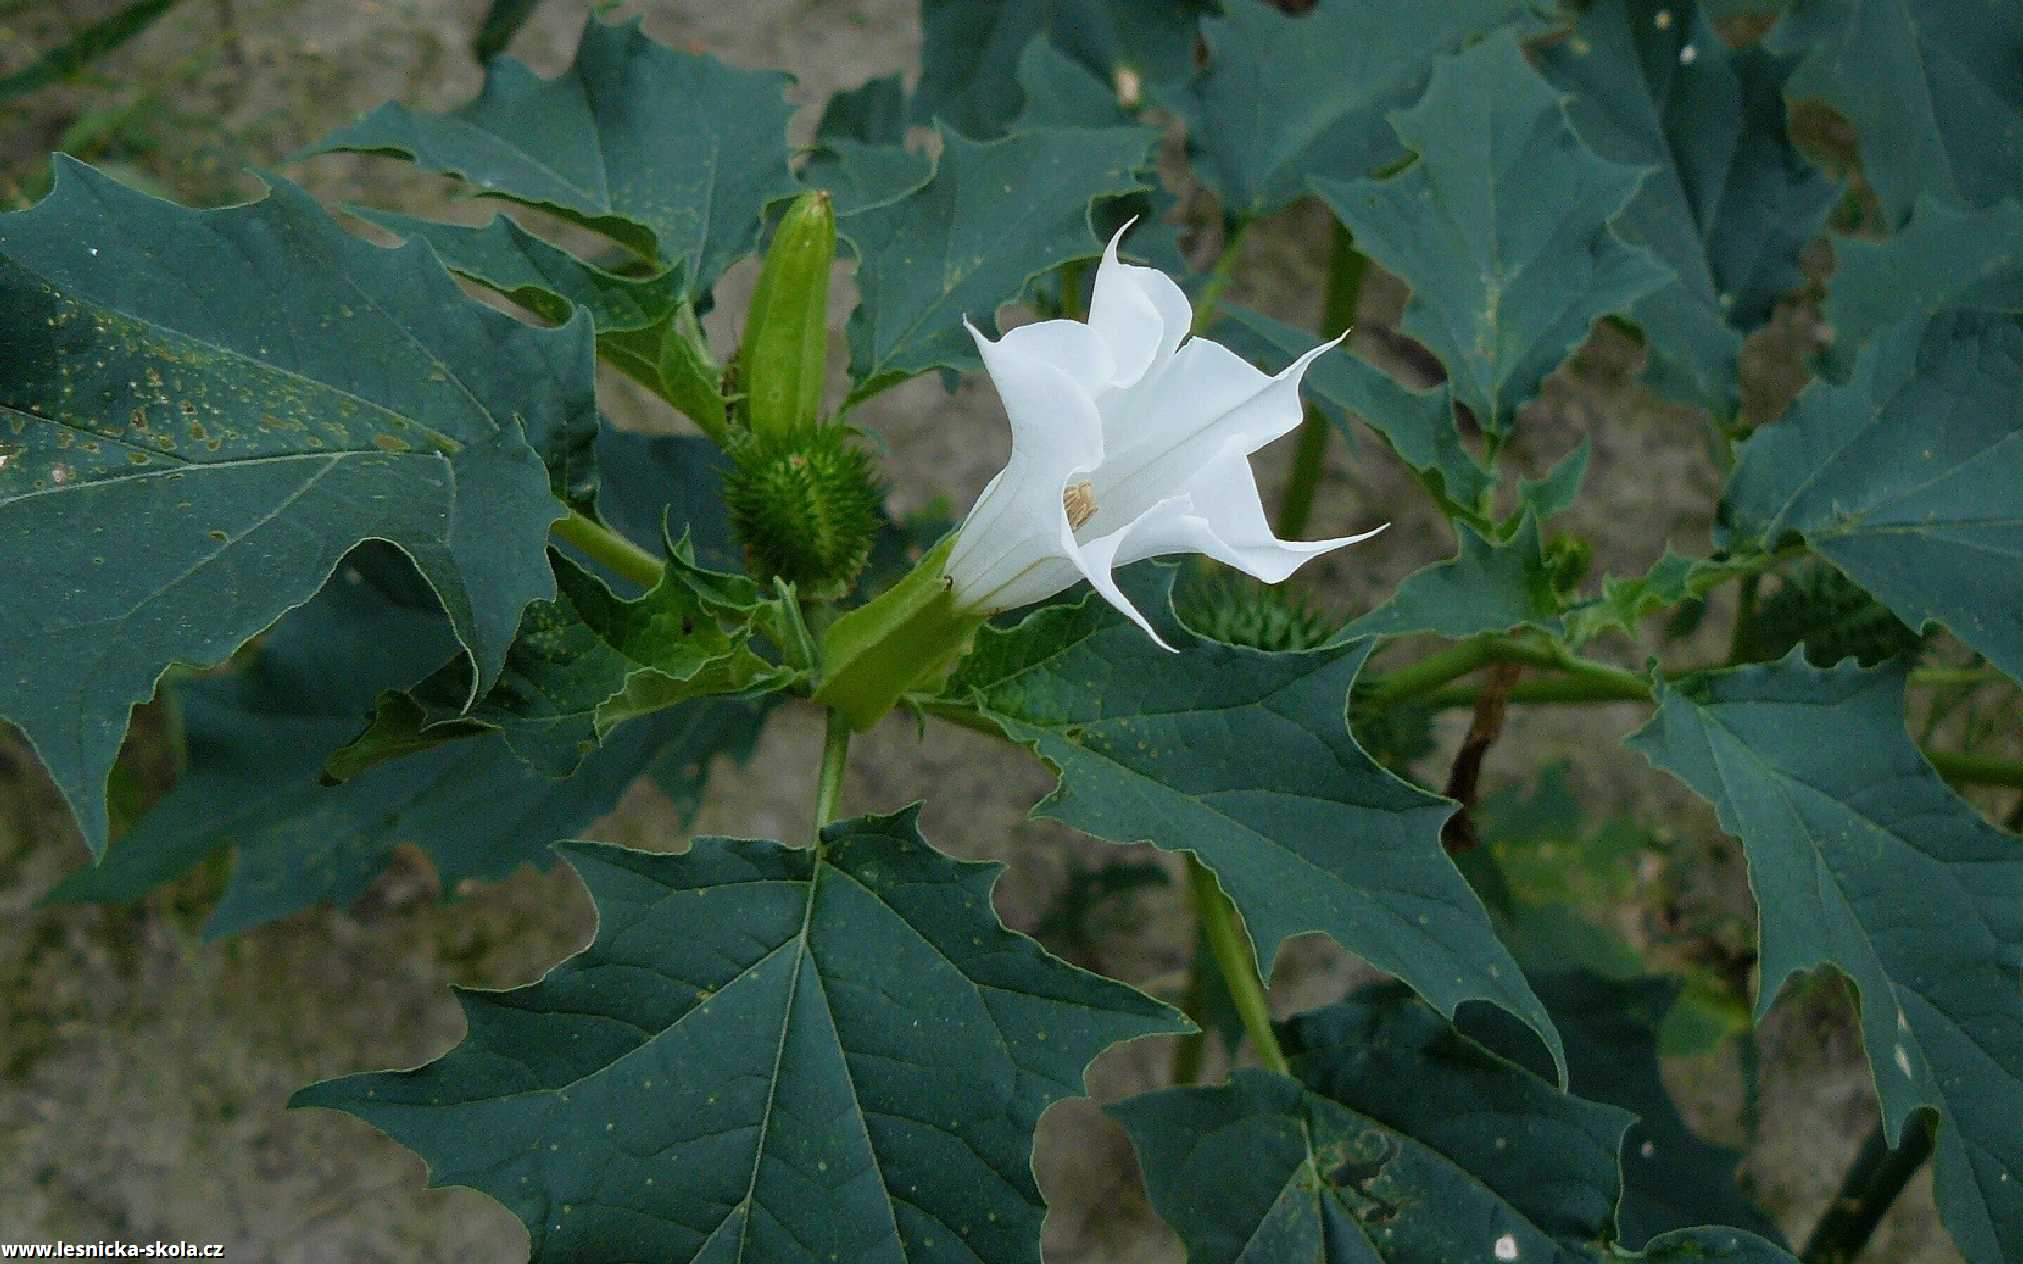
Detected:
left=1176, top=573, right=1339, bottom=652
left=657, top=301, right=729, bottom=444
left=1748, top=563, right=1925, bottom=667
left=724, top=424, right=883, bottom=596
left=741, top=189, right=835, bottom=442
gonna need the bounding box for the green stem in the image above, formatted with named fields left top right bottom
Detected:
left=1355, top=636, right=1496, bottom=708
left=1277, top=409, right=1333, bottom=541
left=551, top=508, right=664, bottom=589
left=1729, top=571, right=1762, bottom=664
left=1414, top=674, right=1650, bottom=709
left=1186, top=856, right=1288, bottom=1076
left=812, top=707, right=851, bottom=835
left=1277, top=221, right=1367, bottom=539
left=1913, top=667, right=2010, bottom=690
left=1801, top=1115, right=1936, bottom=1264
left=913, top=698, right=1007, bottom=737
left=1923, top=748, right=2023, bottom=790
left=1060, top=257, right=1090, bottom=321
left=1168, top=952, right=1210, bottom=1084
left=1191, top=219, right=1251, bottom=334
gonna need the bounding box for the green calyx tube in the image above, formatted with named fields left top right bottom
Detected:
left=814, top=533, right=986, bottom=730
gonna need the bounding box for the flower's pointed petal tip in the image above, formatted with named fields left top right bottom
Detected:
left=1122, top=594, right=1182, bottom=653
left=1103, top=216, right=1140, bottom=260
left=1111, top=595, right=1179, bottom=653
left=962, top=314, right=991, bottom=346
left=1282, top=335, right=1345, bottom=379
left=1283, top=520, right=1390, bottom=557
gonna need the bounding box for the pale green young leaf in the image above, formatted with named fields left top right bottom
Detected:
left=1771, top=0, right=2023, bottom=226
left=1313, top=31, right=1672, bottom=438
left=839, top=125, right=1151, bottom=403
left=326, top=549, right=789, bottom=781
left=1111, top=985, right=1795, bottom=1263
left=947, top=567, right=1564, bottom=1078
left=0, top=161, right=575, bottom=855
left=1168, top=0, right=1548, bottom=219
left=1721, top=309, right=2023, bottom=683
left=1518, top=439, right=1590, bottom=521
left=305, top=15, right=798, bottom=294
left=295, top=806, right=1185, bottom=1262
left=1628, top=657, right=2023, bottom=1264
left=1541, top=0, right=1836, bottom=415
left=1565, top=550, right=1723, bottom=644
left=1338, top=513, right=1564, bottom=641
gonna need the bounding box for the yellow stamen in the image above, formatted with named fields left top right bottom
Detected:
left=1064, top=480, right=1097, bottom=531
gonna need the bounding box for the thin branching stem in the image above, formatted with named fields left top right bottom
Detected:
left=1186, top=856, right=1288, bottom=1076
left=551, top=508, right=665, bottom=589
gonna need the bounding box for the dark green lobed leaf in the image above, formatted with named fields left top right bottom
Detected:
left=0, top=160, right=578, bottom=854
left=1517, top=439, right=1591, bottom=522
left=1211, top=305, right=1491, bottom=513
left=1720, top=308, right=2023, bottom=684
left=947, top=567, right=1564, bottom=1078
left=839, top=124, right=1152, bottom=403
left=294, top=806, right=1186, bottom=1262
left=1542, top=0, right=1837, bottom=415
left=346, top=206, right=685, bottom=335
left=1338, top=513, right=1564, bottom=642
left=48, top=546, right=769, bottom=937
left=1112, top=984, right=1796, bottom=1263
left=1627, top=656, right=2023, bottom=1263
left=815, top=73, right=909, bottom=146
left=1822, top=195, right=2023, bottom=378
left=588, top=428, right=741, bottom=576
left=1462, top=970, right=1785, bottom=1247
left=1313, top=31, right=1673, bottom=439
left=912, top=0, right=1209, bottom=140
left=305, top=15, right=798, bottom=296
left=1169, top=0, right=1549, bottom=219
left=1770, top=0, right=2023, bottom=226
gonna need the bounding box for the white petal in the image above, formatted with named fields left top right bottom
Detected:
left=1087, top=333, right=1341, bottom=536
left=945, top=320, right=1107, bottom=611
left=1106, top=442, right=1387, bottom=582
left=1069, top=511, right=1182, bottom=652
left=1087, top=223, right=1192, bottom=389
left=994, top=316, right=1114, bottom=397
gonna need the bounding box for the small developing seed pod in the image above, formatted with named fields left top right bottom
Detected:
left=1175, top=572, right=1340, bottom=652
left=741, top=189, right=836, bottom=443
left=724, top=423, right=884, bottom=598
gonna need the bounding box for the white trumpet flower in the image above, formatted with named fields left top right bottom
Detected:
left=943, top=229, right=1385, bottom=648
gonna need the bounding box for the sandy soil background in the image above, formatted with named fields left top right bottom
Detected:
left=0, top=1, right=1983, bottom=1260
